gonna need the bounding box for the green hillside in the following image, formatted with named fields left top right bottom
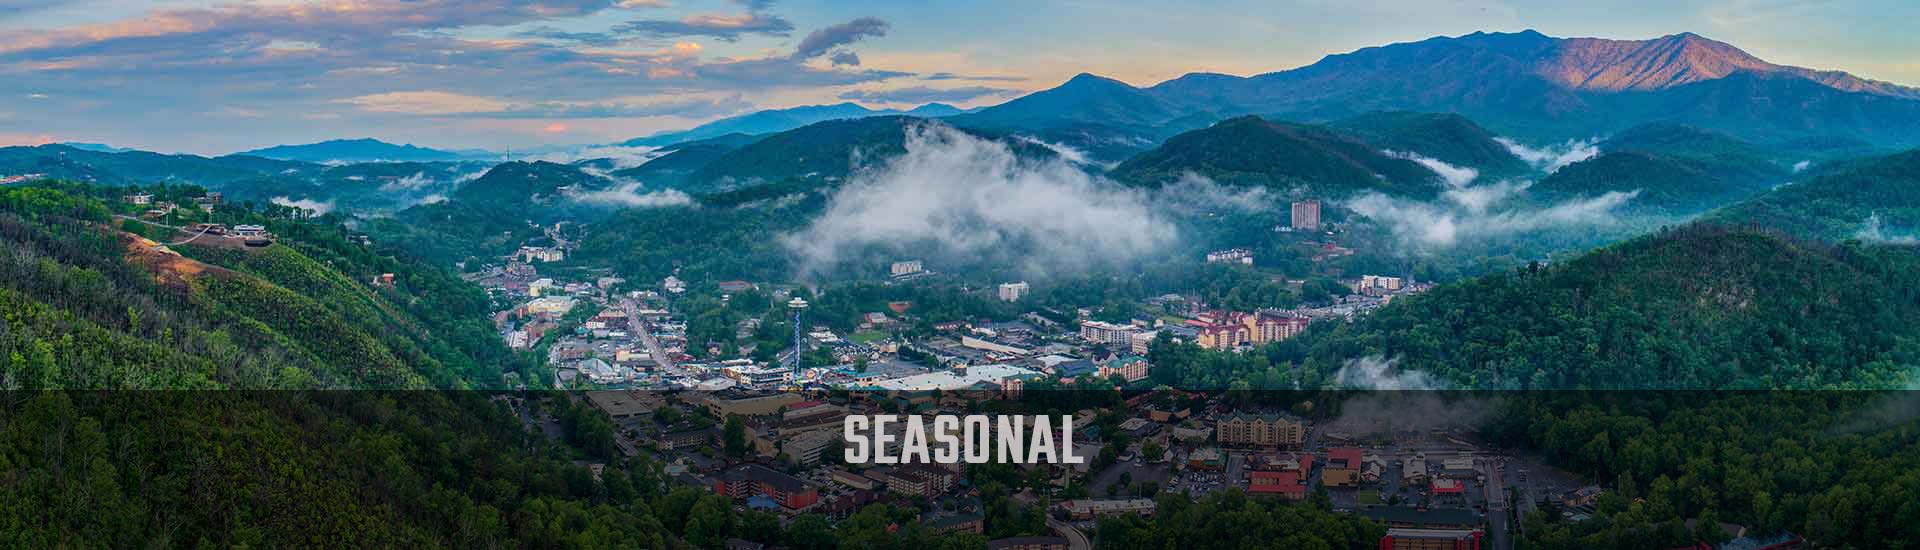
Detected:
left=1329, top=111, right=1532, bottom=176
left=1301, top=225, right=1920, bottom=389
left=1112, top=116, right=1442, bottom=198
left=1707, top=148, right=1920, bottom=242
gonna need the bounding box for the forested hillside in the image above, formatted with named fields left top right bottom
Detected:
left=1112, top=116, right=1442, bottom=198
left=1303, top=225, right=1920, bottom=389
left=1708, top=148, right=1920, bottom=242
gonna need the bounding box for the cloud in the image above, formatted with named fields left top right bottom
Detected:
left=1333, top=356, right=1443, bottom=390
left=1348, top=190, right=1638, bottom=249
left=828, top=51, right=860, bottom=66
left=1384, top=150, right=1477, bottom=188
left=1854, top=214, right=1920, bottom=244
left=1792, top=159, right=1812, bottom=173
left=523, top=145, right=666, bottom=169
left=1342, top=153, right=1638, bottom=249
left=790, top=17, right=888, bottom=61
left=270, top=196, right=334, bottom=216
left=569, top=181, right=692, bottom=207
left=615, top=12, right=793, bottom=41
left=838, top=85, right=1014, bottom=104
left=924, top=72, right=1027, bottom=82
left=1155, top=172, right=1279, bottom=214
left=339, top=90, right=751, bottom=119
left=1495, top=137, right=1598, bottom=173
left=378, top=172, right=434, bottom=191
left=783, top=122, right=1173, bottom=278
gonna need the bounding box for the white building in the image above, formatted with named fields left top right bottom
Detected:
left=524, top=296, right=577, bottom=316
left=1079, top=320, right=1139, bottom=347
left=889, top=260, right=924, bottom=278
left=1206, top=248, right=1254, bottom=265
left=997, top=281, right=1030, bottom=302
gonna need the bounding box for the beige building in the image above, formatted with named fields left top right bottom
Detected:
left=1217, top=412, right=1306, bottom=447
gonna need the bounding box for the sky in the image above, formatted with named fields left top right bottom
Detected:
left=1, top=0, right=1915, bottom=154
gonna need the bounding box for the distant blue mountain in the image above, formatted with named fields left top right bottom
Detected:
left=58, top=142, right=136, bottom=153
left=236, top=138, right=484, bottom=163
left=620, top=102, right=966, bottom=147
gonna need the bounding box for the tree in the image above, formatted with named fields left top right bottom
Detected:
left=723, top=414, right=749, bottom=457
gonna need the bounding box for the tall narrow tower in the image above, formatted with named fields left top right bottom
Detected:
left=787, top=297, right=809, bottom=370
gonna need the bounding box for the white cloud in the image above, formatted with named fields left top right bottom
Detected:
left=1855, top=214, right=1919, bottom=244
left=1385, top=150, right=1477, bottom=188
left=784, top=122, right=1173, bottom=278
left=523, top=145, right=665, bottom=169
left=378, top=171, right=433, bottom=191
left=1342, top=152, right=1637, bottom=249
left=569, top=181, right=692, bottom=207
left=1334, top=356, right=1442, bottom=390
left=1496, top=137, right=1598, bottom=173
left=270, top=196, right=334, bottom=216
left=1156, top=172, right=1279, bottom=214
left=1793, top=160, right=1812, bottom=173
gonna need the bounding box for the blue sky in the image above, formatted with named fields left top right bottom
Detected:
left=1, top=0, right=1914, bottom=154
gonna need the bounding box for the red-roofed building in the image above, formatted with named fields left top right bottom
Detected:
left=1325, top=447, right=1364, bottom=487
left=1249, top=470, right=1307, bottom=500
left=1432, top=478, right=1465, bottom=495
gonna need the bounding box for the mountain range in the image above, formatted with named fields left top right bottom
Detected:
left=618, top=102, right=967, bottom=147
left=236, top=138, right=487, bottom=163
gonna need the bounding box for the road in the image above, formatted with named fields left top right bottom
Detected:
left=1485, top=457, right=1512, bottom=550
left=621, top=297, right=675, bottom=370
left=1047, top=518, right=1091, bottom=550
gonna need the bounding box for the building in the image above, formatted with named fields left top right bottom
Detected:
left=714, top=464, right=818, bottom=510
left=998, top=281, right=1030, bottom=302
left=987, top=536, right=1069, bottom=550
left=523, top=296, right=577, bottom=316
left=1380, top=528, right=1483, bottom=550
left=1193, top=311, right=1311, bottom=350
left=1205, top=248, right=1254, bottom=265
left=1079, top=320, right=1139, bottom=348
left=781, top=430, right=838, bottom=466
left=870, top=464, right=955, bottom=498
left=1249, top=470, right=1308, bottom=500
left=1098, top=356, right=1150, bottom=382
left=1217, top=412, right=1306, bottom=447
left=517, top=246, right=564, bottom=263
left=1291, top=199, right=1321, bottom=230
left=124, top=192, right=154, bottom=205
left=889, top=260, right=924, bottom=278
left=1323, top=447, right=1364, bottom=487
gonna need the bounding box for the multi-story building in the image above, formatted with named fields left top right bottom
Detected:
left=1379, top=528, right=1483, bottom=550
left=1098, top=356, right=1150, bottom=382
left=890, top=260, right=924, bottom=278
left=1217, top=412, right=1306, bottom=447
left=1079, top=320, right=1139, bottom=348
left=1205, top=248, right=1254, bottom=265
left=713, top=464, right=819, bottom=510
left=1291, top=199, right=1321, bottom=231
left=997, top=281, right=1030, bottom=302
left=870, top=464, right=955, bottom=498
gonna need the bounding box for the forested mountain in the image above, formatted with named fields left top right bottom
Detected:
left=945, top=30, right=1920, bottom=152
left=1298, top=225, right=1920, bottom=390
left=236, top=138, right=480, bottom=163
left=1708, top=148, right=1920, bottom=242
left=620, top=102, right=965, bottom=147
left=0, top=180, right=1024, bottom=549
left=1111, top=116, right=1441, bottom=198
left=681, top=116, right=1055, bottom=191
left=609, top=133, right=761, bottom=187
left=1327, top=111, right=1532, bottom=177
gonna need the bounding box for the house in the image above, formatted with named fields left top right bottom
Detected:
left=123, top=192, right=153, bottom=205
